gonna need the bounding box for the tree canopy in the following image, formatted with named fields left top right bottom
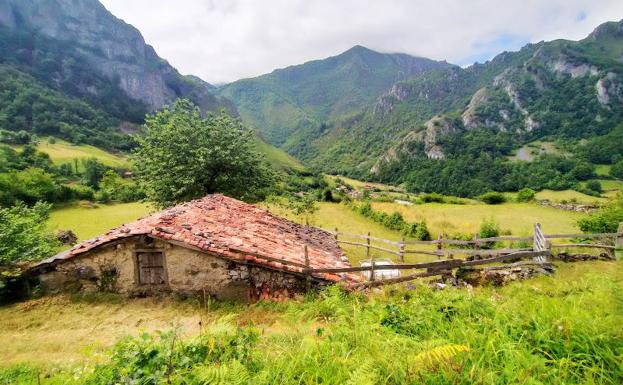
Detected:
left=133, top=99, right=274, bottom=208
left=0, top=202, right=58, bottom=266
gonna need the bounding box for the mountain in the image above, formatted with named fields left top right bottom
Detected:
left=217, top=45, right=453, bottom=147
left=295, top=20, right=623, bottom=189
left=0, top=0, right=234, bottom=149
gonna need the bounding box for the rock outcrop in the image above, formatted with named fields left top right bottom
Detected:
left=0, top=0, right=233, bottom=114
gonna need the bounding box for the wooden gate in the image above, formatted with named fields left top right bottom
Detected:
left=532, top=223, right=549, bottom=262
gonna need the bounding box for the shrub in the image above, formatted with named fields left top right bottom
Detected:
left=383, top=212, right=407, bottom=231
left=321, top=188, right=334, bottom=202
left=577, top=194, right=623, bottom=233
left=421, top=193, right=444, bottom=203
left=478, top=192, right=506, bottom=205
left=516, top=188, right=536, bottom=202
left=412, top=220, right=431, bottom=241
left=585, top=180, right=603, bottom=194
left=479, top=218, right=500, bottom=239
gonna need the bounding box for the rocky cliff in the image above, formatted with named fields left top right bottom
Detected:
left=0, top=0, right=233, bottom=115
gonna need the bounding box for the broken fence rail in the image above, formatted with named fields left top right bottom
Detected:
left=304, top=250, right=549, bottom=274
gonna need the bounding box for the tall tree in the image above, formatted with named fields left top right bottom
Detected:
left=133, top=99, right=274, bottom=208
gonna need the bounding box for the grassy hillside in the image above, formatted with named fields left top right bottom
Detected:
left=253, top=137, right=305, bottom=172
left=30, top=139, right=130, bottom=170
left=47, top=202, right=153, bottom=241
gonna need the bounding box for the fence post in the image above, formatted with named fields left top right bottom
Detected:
left=474, top=233, right=480, bottom=251
left=370, top=259, right=375, bottom=282
left=304, top=245, right=311, bottom=291
left=399, top=236, right=405, bottom=263
left=436, top=234, right=443, bottom=259
left=616, top=223, right=623, bottom=260
left=366, top=232, right=371, bottom=261
left=334, top=227, right=338, bottom=241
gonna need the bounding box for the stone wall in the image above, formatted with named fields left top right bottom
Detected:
left=37, top=236, right=312, bottom=301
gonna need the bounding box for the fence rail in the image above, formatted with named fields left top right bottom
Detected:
left=228, top=224, right=621, bottom=290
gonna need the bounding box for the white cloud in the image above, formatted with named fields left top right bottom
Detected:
left=99, top=0, right=623, bottom=83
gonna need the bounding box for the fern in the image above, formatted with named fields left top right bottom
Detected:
left=191, top=360, right=250, bottom=385
left=346, top=360, right=379, bottom=385
left=409, top=344, right=469, bottom=373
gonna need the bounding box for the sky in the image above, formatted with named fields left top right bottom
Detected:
left=99, top=0, right=623, bottom=84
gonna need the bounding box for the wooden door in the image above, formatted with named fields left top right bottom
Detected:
left=137, top=251, right=166, bottom=285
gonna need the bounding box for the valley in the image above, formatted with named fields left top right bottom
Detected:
left=0, top=0, right=622, bottom=384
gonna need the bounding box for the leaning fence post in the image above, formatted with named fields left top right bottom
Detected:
left=399, top=236, right=405, bottom=262
left=436, top=234, right=443, bottom=259
left=370, top=259, right=375, bottom=282
left=616, top=223, right=623, bottom=260
left=304, top=245, right=311, bottom=291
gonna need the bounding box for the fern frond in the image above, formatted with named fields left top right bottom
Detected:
left=191, top=360, right=250, bottom=385
left=346, top=360, right=379, bottom=385
left=410, top=343, right=469, bottom=373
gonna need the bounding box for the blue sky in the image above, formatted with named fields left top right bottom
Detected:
left=100, top=0, right=623, bottom=83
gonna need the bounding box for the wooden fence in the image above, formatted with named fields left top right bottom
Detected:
left=233, top=223, right=622, bottom=290
left=303, top=222, right=623, bottom=289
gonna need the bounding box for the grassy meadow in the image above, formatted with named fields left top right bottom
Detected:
left=371, top=201, right=584, bottom=237
left=47, top=202, right=153, bottom=242
left=5, top=178, right=619, bottom=384
left=29, top=139, right=130, bottom=170
left=1, top=261, right=621, bottom=384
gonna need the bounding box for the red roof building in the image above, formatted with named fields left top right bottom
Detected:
left=33, top=195, right=356, bottom=300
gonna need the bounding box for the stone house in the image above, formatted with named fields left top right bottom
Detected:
left=30, top=195, right=355, bottom=301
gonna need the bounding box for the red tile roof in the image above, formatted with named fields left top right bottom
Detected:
left=40, top=195, right=357, bottom=283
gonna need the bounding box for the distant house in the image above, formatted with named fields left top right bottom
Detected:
left=30, top=195, right=355, bottom=301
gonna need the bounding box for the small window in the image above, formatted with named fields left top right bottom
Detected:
left=137, top=251, right=166, bottom=285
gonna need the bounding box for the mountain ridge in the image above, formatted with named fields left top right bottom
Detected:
left=218, top=45, right=454, bottom=146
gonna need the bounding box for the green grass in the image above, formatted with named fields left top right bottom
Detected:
left=1, top=261, right=621, bottom=384
left=264, top=202, right=406, bottom=264
left=597, top=179, right=623, bottom=198
left=595, top=164, right=612, bottom=177
left=30, top=138, right=129, bottom=170
left=508, top=140, right=567, bottom=162
left=371, top=201, right=585, bottom=237
left=534, top=189, right=607, bottom=204
left=47, top=202, right=153, bottom=241
left=254, top=137, right=305, bottom=172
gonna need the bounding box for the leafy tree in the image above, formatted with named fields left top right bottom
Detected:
left=610, top=160, right=623, bottom=179
left=82, top=158, right=108, bottom=189
left=0, top=202, right=59, bottom=266
left=0, top=168, right=61, bottom=206
left=133, top=99, right=274, bottom=208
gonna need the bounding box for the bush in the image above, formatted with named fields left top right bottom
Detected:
left=516, top=188, right=536, bottom=202
left=478, top=192, right=506, bottom=205
left=421, top=193, right=444, bottom=203
left=585, top=180, right=603, bottom=194
left=479, top=218, right=500, bottom=239
left=577, top=194, right=623, bottom=233
left=409, top=220, right=431, bottom=241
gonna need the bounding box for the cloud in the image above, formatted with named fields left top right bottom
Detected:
left=99, top=0, right=623, bottom=83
